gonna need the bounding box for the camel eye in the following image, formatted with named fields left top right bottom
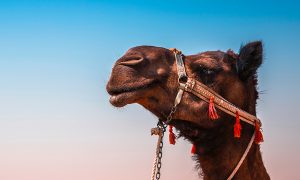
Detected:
left=205, top=69, right=215, bottom=75
left=196, top=67, right=217, bottom=85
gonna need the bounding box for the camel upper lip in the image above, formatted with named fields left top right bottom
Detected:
left=107, top=79, right=157, bottom=96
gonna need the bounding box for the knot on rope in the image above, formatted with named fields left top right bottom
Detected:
left=151, top=127, right=162, bottom=136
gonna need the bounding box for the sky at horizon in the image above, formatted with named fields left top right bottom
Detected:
left=0, top=0, right=300, bottom=179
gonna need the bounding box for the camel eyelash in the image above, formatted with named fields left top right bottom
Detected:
left=192, top=65, right=222, bottom=86
left=195, top=65, right=222, bottom=74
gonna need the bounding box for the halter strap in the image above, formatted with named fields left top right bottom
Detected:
left=169, top=48, right=261, bottom=127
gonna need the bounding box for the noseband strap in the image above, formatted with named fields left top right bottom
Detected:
left=183, top=78, right=261, bottom=126
left=168, top=48, right=263, bottom=180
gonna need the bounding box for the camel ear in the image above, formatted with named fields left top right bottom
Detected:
left=237, top=41, right=263, bottom=80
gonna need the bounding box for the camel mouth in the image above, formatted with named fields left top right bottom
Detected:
left=107, top=79, right=158, bottom=107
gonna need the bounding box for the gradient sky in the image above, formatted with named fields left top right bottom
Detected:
left=0, top=0, right=299, bottom=179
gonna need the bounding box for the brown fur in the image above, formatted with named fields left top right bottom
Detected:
left=106, top=41, right=270, bottom=179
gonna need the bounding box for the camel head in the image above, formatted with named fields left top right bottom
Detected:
left=106, top=42, right=262, bottom=129
left=106, top=41, right=270, bottom=179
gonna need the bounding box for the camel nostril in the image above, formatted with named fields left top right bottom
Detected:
left=118, top=58, right=144, bottom=66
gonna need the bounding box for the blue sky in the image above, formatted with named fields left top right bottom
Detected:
left=0, top=0, right=299, bottom=179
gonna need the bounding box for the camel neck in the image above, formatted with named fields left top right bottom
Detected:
left=194, top=123, right=270, bottom=180
left=172, top=119, right=269, bottom=180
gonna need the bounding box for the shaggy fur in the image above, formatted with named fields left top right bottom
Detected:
left=107, top=41, right=270, bottom=179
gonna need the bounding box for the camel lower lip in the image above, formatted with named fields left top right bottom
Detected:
left=107, top=80, right=158, bottom=107
left=109, top=91, right=136, bottom=107
left=109, top=95, right=125, bottom=107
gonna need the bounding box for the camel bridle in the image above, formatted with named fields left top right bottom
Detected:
left=151, top=48, right=264, bottom=180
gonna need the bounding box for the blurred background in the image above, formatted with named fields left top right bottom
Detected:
left=0, top=0, right=299, bottom=179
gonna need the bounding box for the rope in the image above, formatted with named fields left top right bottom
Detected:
left=151, top=155, right=158, bottom=180
left=227, top=132, right=255, bottom=180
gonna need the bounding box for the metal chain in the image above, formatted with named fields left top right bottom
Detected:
left=166, top=105, right=177, bottom=124
left=151, top=103, right=177, bottom=180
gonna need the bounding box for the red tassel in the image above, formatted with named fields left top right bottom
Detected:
left=234, top=111, right=242, bottom=138
left=208, top=96, right=219, bottom=120
left=169, top=125, right=176, bottom=145
left=191, top=144, right=196, bottom=154
left=255, top=121, right=264, bottom=144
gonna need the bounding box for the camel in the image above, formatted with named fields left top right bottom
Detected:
left=106, top=41, right=270, bottom=179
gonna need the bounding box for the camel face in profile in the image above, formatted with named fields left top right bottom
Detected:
left=107, top=42, right=261, bottom=127
left=106, top=41, right=270, bottom=179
